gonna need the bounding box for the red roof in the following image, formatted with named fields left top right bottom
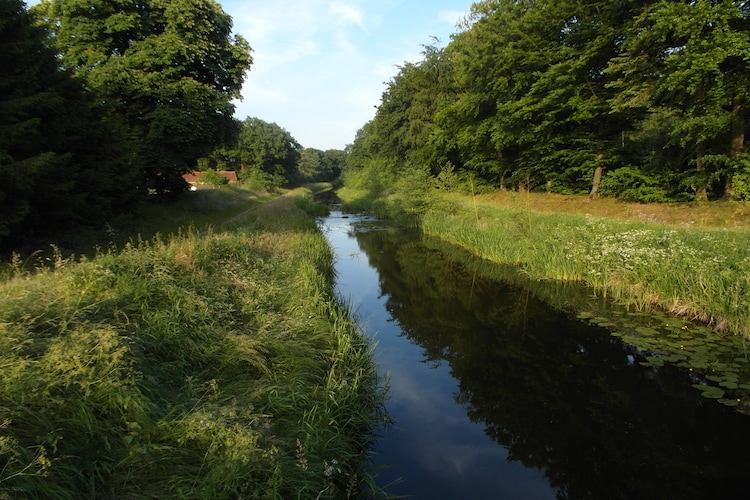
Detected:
left=220, top=171, right=238, bottom=182
left=183, top=172, right=202, bottom=183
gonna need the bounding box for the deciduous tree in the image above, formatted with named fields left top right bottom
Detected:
left=0, top=0, right=138, bottom=248
left=608, top=0, right=750, bottom=198
left=237, top=117, right=301, bottom=187
left=34, top=0, right=252, bottom=194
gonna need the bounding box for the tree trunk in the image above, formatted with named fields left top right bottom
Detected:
left=695, top=156, right=707, bottom=201
left=588, top=153, right=604, bottom=200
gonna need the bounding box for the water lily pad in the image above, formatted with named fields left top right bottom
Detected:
left=701, top=387, right=725, bottom=399
left=662, top=354, right=687, bottom=363
left=719, top=381, right=739, bottom=389
left=626, top=312, right=650, bottom=318
left=706, top=375, right=723, bottom=382
left=719, top=398, right=740, bottom=407
left=662, top=317, right=687, bottom=328
left=577, top=311, right=594, bottom=320
left=643, top=355, right=664, bottom=366
left=635, top=327, right=659, bottom=336
left=640, top=360, right=662, bottom=368
left=690, top=326, right=714, bottom=335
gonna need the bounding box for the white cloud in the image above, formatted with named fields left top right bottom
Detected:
left=330, top=2, right=368, bottom=31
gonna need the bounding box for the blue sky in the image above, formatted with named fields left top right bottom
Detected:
left=25, top=0, right=472, bottom=150
left=223, top=0, right=472, bottom=150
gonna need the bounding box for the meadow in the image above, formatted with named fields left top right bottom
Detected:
left=0, top=187, right=386, bottom=498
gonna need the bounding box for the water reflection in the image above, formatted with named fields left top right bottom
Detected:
left=319, top=210, right=750, bottom=499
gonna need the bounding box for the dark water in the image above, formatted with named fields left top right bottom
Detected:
left=318, top=209, right=750, bottom=500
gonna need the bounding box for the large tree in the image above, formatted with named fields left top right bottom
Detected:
left=0, top=0, right=138, bottom=248
left=236, top=117, right=301, bottom=187
left=346, top=0, right=749, bottom=202
left=297, top=148, right=346, bottom=183
left=33, top=0, right=252, bottom=194
left=440, top=0, right=645, bottom=194
left=608, top=0, right=750, bottom=199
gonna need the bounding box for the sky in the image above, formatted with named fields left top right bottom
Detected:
left=223, top=0, right=472, bottom=150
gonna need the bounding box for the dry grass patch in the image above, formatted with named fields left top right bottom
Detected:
left=471, top=191, right=750, bottom=229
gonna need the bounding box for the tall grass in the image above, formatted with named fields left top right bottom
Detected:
left=0, top=188, right=385, bottom=498
left=422, top=195, right=750, bottom=337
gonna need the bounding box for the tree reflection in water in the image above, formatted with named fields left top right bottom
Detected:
left=344, top=217, right=750, bottom=500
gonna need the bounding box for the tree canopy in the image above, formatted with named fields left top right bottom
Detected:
left=0, top=0, right=254, bottom=249
left=297, top=148, right=347, bottom=183
left=33, top=0, right=253, bottom=194
left=0, top=0, right=139, bottom=249
left=347, top=0, right=750, bottom=202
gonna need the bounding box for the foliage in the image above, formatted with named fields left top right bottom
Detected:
left=346, top=0, right=750, bottom=202
left=599, top=167, right=674, bottom=203
left=0, top=0, right=141, bottom=251
left=201, top=169, right=230, bottom=187
left=297, top=148, right=346, bottom=183
left=233, top=117, right=301, bottom=188
left=729, top=153, right=750, bottom=201
left=0, top=190, right=385, bottom=498
left=33, top=0, right=253, bottom=195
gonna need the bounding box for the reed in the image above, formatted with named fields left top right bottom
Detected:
left=0, top=188, right=385, bottom=498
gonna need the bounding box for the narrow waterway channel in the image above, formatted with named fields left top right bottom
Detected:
left=317, top=208, right=750, bottom=499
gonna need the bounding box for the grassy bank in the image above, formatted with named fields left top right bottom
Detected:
left=2, top=185, right=275, bottom=264
left=339, top=188, right=750, bottom=338
left=0, top=187, right=385, bottom=498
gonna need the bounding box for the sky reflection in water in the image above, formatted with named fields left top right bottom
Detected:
left=318, top=209, right=750, bottom=500
left=322, top=211, right=556, bottom=499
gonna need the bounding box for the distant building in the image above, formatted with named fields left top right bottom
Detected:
left=182, top=171, right=238, bottom=188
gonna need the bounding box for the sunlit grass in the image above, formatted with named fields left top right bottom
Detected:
left=471, top=190, right=750, bottom=229
left=422, top=193, right=750, bottom=337
left=0, top=188, right=386, bottom=498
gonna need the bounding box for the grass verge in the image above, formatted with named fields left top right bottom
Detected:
left=0, top=187, right=386, bottom=498
left=338, top=188, right=750, bottom=338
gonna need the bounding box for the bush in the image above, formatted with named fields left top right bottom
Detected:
left=730, top=153, right=750, bottom=201
left=202, top=170, right=230, bottom=187
left=599, top=167, right=673, bottom=203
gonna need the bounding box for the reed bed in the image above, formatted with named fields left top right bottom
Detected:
left=422, top=196, right=750, bottom=337
left=0, top=189, right=385, bottom=498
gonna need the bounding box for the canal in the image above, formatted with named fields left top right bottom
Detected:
left=317, top=208, right=750, bottom=499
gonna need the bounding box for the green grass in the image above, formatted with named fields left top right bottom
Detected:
left=421, top=195, right=750, bottom=337
left=2, top=185, right=274, bottom=267
left=336, top=185, right=750, bottom=337
left=0, top=187, right=386, bottom=498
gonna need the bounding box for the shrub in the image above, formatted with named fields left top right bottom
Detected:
left=599, top=167, right=673, bottom=203
left=202, top=170, right=230, bottom=187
